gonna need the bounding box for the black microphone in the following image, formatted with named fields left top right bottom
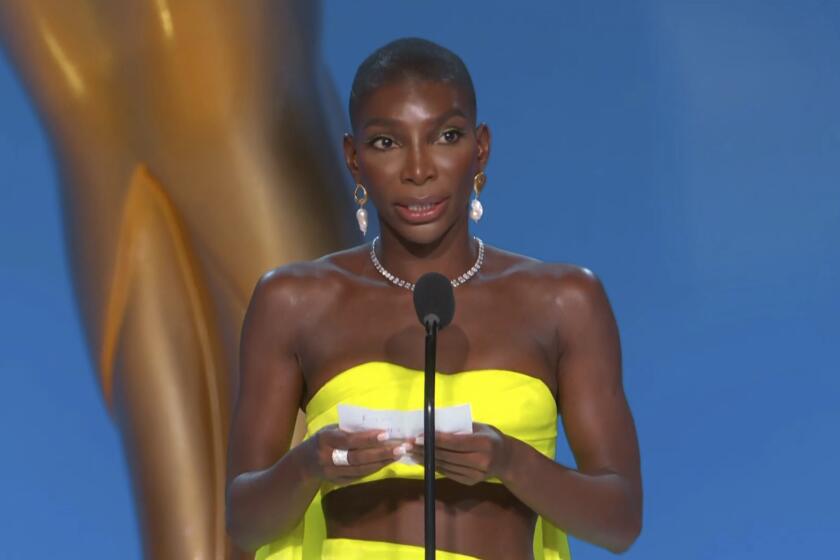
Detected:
left=412, top=272, right=455, bottom=560
left=413, top=272, right=455, bottom=330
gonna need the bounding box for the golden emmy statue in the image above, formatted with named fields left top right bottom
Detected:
left=0, top=1, right=354, bottom=557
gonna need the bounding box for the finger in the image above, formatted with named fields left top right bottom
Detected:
left=324, top=458, right=392, bottom=479
left=435, top=463, right=482, bottom=486
left=433, top=432, right=486, bottom=452
left=319, top=441, right=407, bottom=475
left=410, top=449, right=488, bottom=475
left=408, top=448, right=485, bottom=475
left=435, top=452, right=487, bottom=478
left=436, top=460, right=482, bottom=478
left=348, top=443, right=412, bottom=466
left=319, top=426, right=375, bottom=444
left=329, top=458, right=399, bottom=482
left=431, top=449, right=489, bottom=472
left=325, top=429, right=389, bottom=449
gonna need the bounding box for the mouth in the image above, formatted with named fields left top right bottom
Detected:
left=394, top=197, right=450, bottom=224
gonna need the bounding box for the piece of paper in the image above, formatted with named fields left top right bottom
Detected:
left=337, top=403, right=473, bottom=465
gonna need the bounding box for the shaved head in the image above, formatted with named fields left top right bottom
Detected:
left=349, top=37, right=477, bottom=130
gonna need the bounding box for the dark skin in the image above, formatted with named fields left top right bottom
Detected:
left=225, top=78, right=642, bottom=559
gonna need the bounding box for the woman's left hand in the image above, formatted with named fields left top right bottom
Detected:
left=411, top=422, right=513, bottom=486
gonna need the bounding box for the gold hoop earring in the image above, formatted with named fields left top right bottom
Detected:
left=470, top=171, right=486, bottom=222
left=354, top=183, right=369, bottom=235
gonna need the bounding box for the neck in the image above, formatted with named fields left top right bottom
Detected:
left=373, top=221, right=478, bottom=285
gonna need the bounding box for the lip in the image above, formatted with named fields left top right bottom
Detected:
left=393, top=196, right=450, bottom=224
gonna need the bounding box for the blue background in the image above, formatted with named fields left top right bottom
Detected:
left=1, top=1, right=838, bottom=557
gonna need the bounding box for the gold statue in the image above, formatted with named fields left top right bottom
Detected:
left=0, top=1, right=354, bottom=557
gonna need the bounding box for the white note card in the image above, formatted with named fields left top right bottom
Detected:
left=337, top=403, right=473, bottom=465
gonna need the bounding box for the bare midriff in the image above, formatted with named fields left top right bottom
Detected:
left=322, top=478, right=537, bottom=560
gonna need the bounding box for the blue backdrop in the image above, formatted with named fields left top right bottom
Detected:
left=1, top=1, right=837, bottom=558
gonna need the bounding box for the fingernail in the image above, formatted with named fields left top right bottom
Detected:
left=377, top=431, right=390, bottom=442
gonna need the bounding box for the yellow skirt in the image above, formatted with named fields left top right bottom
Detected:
left=321, top=538, right=479, bottom=559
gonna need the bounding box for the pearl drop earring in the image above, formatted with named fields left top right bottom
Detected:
left=354, top=183, right=369, bottom=235
left=470, top=171, right=486, bottom=222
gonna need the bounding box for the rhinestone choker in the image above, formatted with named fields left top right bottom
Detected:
left=369, top=235, right=484, bottom=291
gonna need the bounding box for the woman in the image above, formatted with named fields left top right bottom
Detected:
left=226, top=37, right=642, bottom=560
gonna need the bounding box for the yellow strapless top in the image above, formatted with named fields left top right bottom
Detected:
left=255, top=361, right=572, bottom=560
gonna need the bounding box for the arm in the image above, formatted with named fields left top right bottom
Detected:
left=225, top=270, right=321, bottom=552
left=427, top=267, right=642, bottom=553
left=502, top=268, right=642, bottom=552
left=225, top=269, right=406, bottom=552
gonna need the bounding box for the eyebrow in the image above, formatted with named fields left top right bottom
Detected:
left=361, top=108, right=469, bottom=130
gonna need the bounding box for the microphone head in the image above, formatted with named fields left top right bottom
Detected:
left=413, top=272, right=455, bottom=329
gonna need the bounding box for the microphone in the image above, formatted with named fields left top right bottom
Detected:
left=412, top=272, right=455, bottom=560
left=413, top=272, right=455, bottom=330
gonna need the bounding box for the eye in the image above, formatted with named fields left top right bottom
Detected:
left=369, top=136, right=396, bottom=150
left=439, top=128, right=464, bottom=144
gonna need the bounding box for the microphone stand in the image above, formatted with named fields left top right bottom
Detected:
left=423, top=317, right=439, bottom=559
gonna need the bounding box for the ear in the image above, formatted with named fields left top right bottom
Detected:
left=343, top=133, right=361, bottom=184
left=475, top=122, right=491, bottom=171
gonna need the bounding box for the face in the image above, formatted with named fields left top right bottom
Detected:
left=343, top=79, right=491, bottom=245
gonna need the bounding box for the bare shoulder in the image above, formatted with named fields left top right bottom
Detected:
left=485, top=244, right=608, bottom=308
left=248, top=244, right=369, bottom=318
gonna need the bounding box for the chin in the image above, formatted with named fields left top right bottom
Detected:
left=391, top=220, right=464, bottom=247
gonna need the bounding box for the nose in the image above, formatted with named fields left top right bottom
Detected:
left=401, top=142, right=436, bottom=186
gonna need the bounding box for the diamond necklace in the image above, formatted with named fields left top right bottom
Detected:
left=369, top=235, right=484, bottom=291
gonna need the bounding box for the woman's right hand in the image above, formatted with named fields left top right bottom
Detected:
left=307, top=424, right=411, bottom=484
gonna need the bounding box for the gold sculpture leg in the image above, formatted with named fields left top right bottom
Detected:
left=0, top=1, right=353, bottom=557
left=110, top=166, right=228, bottom=558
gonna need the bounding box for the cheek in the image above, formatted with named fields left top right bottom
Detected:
left=435, top=146, right=475, bottom=180
left=357, top=151, right=402, bottom=183
left=437, top=140, right=475, bottom=170
left=440, top=153, right=477, bottom=197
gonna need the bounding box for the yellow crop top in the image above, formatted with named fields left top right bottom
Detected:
left=255, top=361, right=572, bottom=560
